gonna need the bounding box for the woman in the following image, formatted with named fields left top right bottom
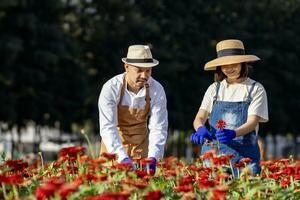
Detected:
left=190, top=39, right=268, bottom=175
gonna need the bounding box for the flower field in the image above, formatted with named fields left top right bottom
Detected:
left=1, top=146, right=300, bottom=200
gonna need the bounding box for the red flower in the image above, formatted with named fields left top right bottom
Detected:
left=140, top=158, right=154, bottom=165
left=91, top=157, right=107, bottom=165
left=135, top=170, right=148, bottom=178
left=268, top=172, right=282, bottom=180
left=173, top=185, right=194, bottom=193
left=4, top=159, right=28, bottom=171
left=164, top=170, right=177, bottom=177
left=210, top=187, right=228, bottom=200
left=178, top=175, right=195, bottom=186
left=212, top=154, right=234, bottom=166
left=58, top=178, right=82, bottom=200
left=233, top=162, right=244, bottom=168
left=133, top=181, right=148, bottom=189
left=144, top=190, right=163, bottom=200
left=59, top=146, right=86, bottom=161
left=35, top=176, right=66, bottom=199
left=215, top=173, right=230, bottom=184
left=216, top=120, right=226, bottom=130
left=280, top=179, right=291, bottom=188
left=198, top=178, right=215, bottom=189
left=293, top=174, right=300, bottom=180
left=201, top=149, right=217, bottom=160
left=85, top=191, right=131, bottom=200
left=35, top=184, right=57, bottom=200
left=100, top=152, right=117, bottom=161
left=278, top=159, right=290, bottom=165
left=239, top=158, right=252, bottom=165
left=0, top=173, right=24, bottom=184
left=112, top=163, right=132, bottom=171
left=282, top=166, right=296, bottom=176
left=85, top=173, right=98, bottom=182
left=268, top=164, right=280, bottom=173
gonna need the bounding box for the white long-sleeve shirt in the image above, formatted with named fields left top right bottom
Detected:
left=98, top=73, right=168, bottom=162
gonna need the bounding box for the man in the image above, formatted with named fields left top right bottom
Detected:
left=98, top=45, right=168, bottom=172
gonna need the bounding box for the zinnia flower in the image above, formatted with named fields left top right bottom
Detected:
left=216, top=120, right=226, bottom=130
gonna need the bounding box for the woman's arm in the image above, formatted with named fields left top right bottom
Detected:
left=193, top=109, right=209, bottom=131
left=234, top=115, right=260, bottom=137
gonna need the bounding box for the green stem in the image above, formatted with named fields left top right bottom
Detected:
left=38, top=152, right=44, bottom=171
left=12, top=185, right=19, bottom=199
left=229, top=160, right=236, bottom=179
left=83, top=134, right=95, bottom=159
left=2, top=183, right=7, bottom=200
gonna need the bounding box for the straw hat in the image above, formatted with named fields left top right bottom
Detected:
left=122, top=45, right=159, bottom=68
left=204, top=39, right=260, bottom=70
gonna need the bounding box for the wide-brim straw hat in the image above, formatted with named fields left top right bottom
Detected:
left=122, top=45, right=159, bottom=68
left=204, top=39, right=260, bottom=70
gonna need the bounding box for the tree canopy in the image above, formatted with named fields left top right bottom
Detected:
left=1, top=0, right=300, bottom=135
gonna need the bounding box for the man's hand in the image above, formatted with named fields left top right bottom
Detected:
left=190, top=126, right=213, bottom=144
left=215, top=129, right=236, bottom=143
left=148, top=157, right=156, bottom=174
left=120, top=157, right=133, bottom=164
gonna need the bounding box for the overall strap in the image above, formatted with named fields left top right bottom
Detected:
left=213, top=82, right=221, bottom=105
left=246, top=81, right=257, bottom=102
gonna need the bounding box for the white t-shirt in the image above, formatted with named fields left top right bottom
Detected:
left=200, top=78, right=269, bottom=123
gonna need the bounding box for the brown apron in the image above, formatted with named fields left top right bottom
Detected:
left=100, top=76, right=150, bottom=159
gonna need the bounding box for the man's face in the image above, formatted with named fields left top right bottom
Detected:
left=125, top=64, right=152, bottom=90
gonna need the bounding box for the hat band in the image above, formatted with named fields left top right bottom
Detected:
left=217, top=48, right=245, bottom=58
left=126, top=58, right=153, bottom=63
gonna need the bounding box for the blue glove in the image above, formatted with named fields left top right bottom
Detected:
left=190, top=126, right=213, bottom=144
left=148, top=157, right=156, bottom=174
left=215, top=129, right=236, bottom=143
left=120, top=157, right=133, bottom=164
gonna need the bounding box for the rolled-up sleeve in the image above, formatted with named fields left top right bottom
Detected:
left=98, top=82, right=127, bottom=162
left=248, top=83, right=269, bottom=122
left=147, top=84, right=168, bottom=159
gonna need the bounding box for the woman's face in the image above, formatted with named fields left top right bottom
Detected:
left=221, top=63, right=242, bottom=80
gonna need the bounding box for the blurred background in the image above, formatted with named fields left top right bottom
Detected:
left=1, top=0, right=300, bottom=161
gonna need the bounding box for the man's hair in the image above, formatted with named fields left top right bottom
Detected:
left=214, top=63, right=251, bottom=82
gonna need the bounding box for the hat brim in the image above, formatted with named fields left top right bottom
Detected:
left=204, top=55, right=260, bottom=71
left=122, top=58, right=159, bottom=68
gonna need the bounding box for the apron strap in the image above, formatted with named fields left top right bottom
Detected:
left=246, top=81, right=257, bottom=103
left=119, top=74, right=151, bottom=107
left=213, top=82, right=221, bottom=105
left=145, top=83, right=151, bottom=102
left=144, top=83, right=151, bottom=116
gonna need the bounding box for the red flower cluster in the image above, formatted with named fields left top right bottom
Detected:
left=59, top=146, right=86, bottom=161
left=3, top=159, right=28, bottom=171
left=85, top=191, right=131, bottom=200
left=35, top=177, right=65, bottom=200
left=173, top=175, right=195, bottom=192
left=35, top=176, right=82, bottom=200
left=101, top=152, right=117, bottom=161
left=144, top=190, right=163, bottom=200
left=212, top=154, right=234, bottom=166
left=0, top=173, right=23, bottom=184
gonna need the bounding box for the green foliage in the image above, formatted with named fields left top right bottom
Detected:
left=0, top=0, right=89, bottom=131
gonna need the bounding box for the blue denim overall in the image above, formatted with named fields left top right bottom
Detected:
left=201, top=81, right=261, bottom=175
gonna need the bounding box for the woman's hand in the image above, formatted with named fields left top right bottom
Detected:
left=190, top=126, right=213, bottom=144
